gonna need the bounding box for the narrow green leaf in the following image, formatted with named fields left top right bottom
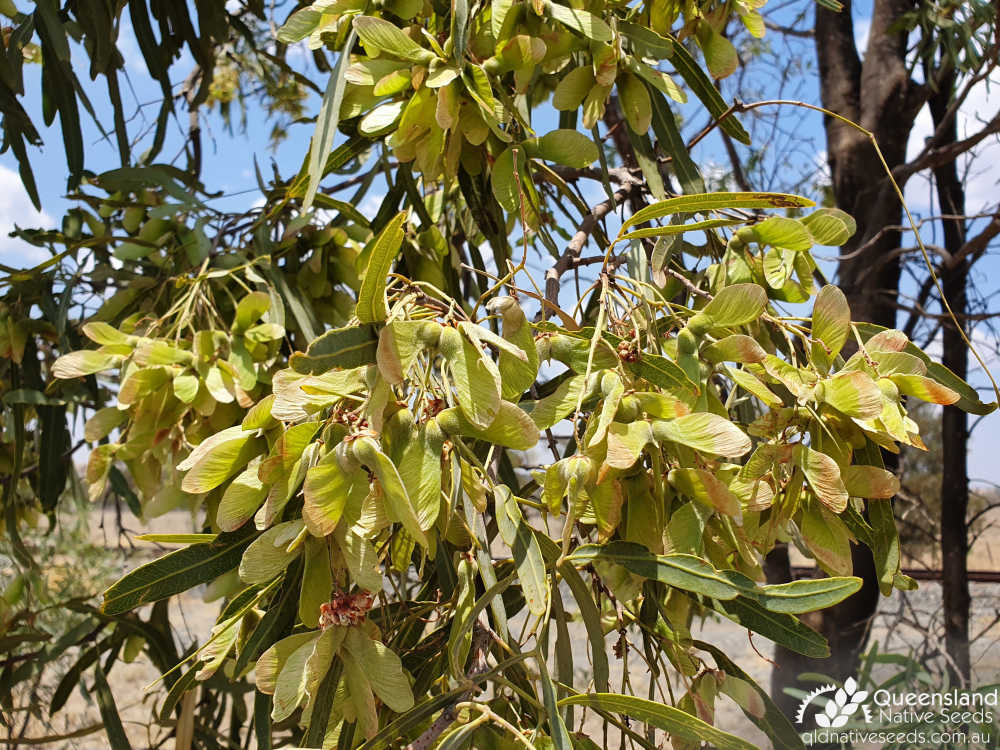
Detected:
left=664, top=34, right=751, bottom=144
left=757, top=577, right=862, bottom=614
left=559, top=693, right=757, bottom=750
left=558, top=561, right=609, bottom=692
left=93, top=664, right=131, bottom=750
left=356, top=211, right=407, bottom=323
left=568, top=542, right=744, bottom=600
left=102, top=528, right=255, bottom=615
left=621, top=217, right=741, bottom=240
left=712, top=596, right=830, bottom=657
left=693, top=641, right=806, bottom=750
left=623, top=192, right=813, bottom=232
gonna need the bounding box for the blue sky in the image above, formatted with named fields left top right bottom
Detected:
left=1, top=0, right=997, bottom=485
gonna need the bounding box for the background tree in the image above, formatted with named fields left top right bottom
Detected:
left=708, top=0, right=1000, bottom=713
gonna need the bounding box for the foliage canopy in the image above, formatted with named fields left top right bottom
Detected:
left=0, top=0, right=995, bottom=748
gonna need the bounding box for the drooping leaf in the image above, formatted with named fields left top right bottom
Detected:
left=356, top=212, right=407, bottom=324
left=622, top=192, right=813, bottom=231
left=712, top=596, right=830, bottom=658
left=102, top=528, right=255, bottom=615
left=559, top=693, right=757, bottom=750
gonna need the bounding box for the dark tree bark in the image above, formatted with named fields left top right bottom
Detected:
left=928, top=73, right=972, bottom=685
left=768, top=0, right=926, bottom=719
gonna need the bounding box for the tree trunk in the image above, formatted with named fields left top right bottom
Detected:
left=928, top=76, right=972, bottom=685
left=768, top=0, right=925, bottom=719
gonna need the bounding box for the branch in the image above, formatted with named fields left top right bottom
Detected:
left=763, top=19, right=813, bottom=38
left=545, top=165, right=635, bottom=184
left=405, top=621, right=493, bottom=750
left=895, top=110, right=1000, bottom=183
left=543, top=185, right=638, bottom=316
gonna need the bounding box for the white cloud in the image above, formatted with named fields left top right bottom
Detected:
left=0, top=164, right=53, bottom=269
left=854, top=17, right=871, bottom=54
left=905, top=75, right=1000, bottom=212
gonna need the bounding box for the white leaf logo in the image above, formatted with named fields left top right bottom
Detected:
left=796, top=676, right=871, bottom=728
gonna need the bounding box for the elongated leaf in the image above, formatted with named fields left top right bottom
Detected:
left=538, top=652, right=573, bottom=750
left=303, top=31, right=355, bottom=210
left=495, top=488, right=548, bottom=616
left=94, top=664, right=130, bottom=750
left=568, top=542, right=744, bottom=600
left=757, top=577, right=862, bottom=614
left=623, top=192, right=813, bottom=232
left=559, top=693, right=757, bottom=750
left=558, top=561, right=609, bottom=692
left=621, top=217, right=741, bottom=240
left=693, top=641, right=806, bottom=750
left=660, top=34, right=751, bottom=144
left=102, top=528, right=255, bottom=615
left=356, top=212, right=407, bottom=323
left=713, top=596, right=829, bottom=657
left=647, top=86, right=704, bottom=193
